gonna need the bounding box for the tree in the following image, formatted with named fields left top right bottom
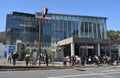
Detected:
left=0, top=32, right=6, bottom=44
left=21, top=44, right=26, bottom=60
left=107, top=30, right=120, bottom=40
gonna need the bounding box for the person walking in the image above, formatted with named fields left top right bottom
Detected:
left=81, top=56, right=85, bottom=67
left=12, top=51, right=18, bottom=66
left=25, top=54, right=30, bottom=66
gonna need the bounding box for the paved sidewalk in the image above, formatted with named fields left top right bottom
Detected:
left=0, top=57, right=115, bottom=71
left=0, top=58, right=97, bottom=67
left=0, top=57, right=64, bottom=67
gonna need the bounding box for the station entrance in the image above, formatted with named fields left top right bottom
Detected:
left=63, top=44, right=96, bottom=57
left=57, top=37, right=120, bottom=59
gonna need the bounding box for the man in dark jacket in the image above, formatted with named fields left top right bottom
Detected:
left=45, top=53, right=48, bottom=66
left=12, top=52, right=19, bottom=66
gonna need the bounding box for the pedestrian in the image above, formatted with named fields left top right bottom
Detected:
left=71, top=56, right=75, bottom=66
left=76, top=56, right=81, bottom=66
left=63, top=56, right=67, bottom=66
left=88, top=56, right=92, bottom=64
left=25, top=54, right=30, bottom=66
left=45, top=53, right=48, bottom=66
left=37, top=53, right=42, bottom=66
left=7, top=53, right=12, bottom=64
left=32, top=50, right=37, bottom=65
left=94, top=55, right=100, bottom=66
left=12, top=51, right=18, bottom=66
left=66, top=55, right=70, bottom=65
left=81, top=56, right=85, bottom=66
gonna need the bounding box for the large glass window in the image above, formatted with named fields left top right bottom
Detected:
left=81, top=22, right=85, bottom=37
left=68, top=21, right=71, bottom=37
left=98, top=23, right=101, bottom=39
left=42, top=19, right=51, bottom=36
left=93, top=22, right=97, bottom=38
left=88, top=22, right=93, bottom=38
left=85, top=22, right=88, bottom=37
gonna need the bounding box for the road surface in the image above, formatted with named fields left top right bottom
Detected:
left=0, top=66, right=120, bottom=78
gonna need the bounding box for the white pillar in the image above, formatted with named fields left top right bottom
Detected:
left=97, top=43, right=100, bottom=56
left=71, top=42, right=75, bottom=56
left=118, top=45, right=120, bottom=57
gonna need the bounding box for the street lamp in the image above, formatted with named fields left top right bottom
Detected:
left=108, top=38, right=111, bottom=56
left=38, top=7, right=48, bottom=66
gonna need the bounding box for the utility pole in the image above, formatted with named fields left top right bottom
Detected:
left=38, top=7, right=48, bottom=66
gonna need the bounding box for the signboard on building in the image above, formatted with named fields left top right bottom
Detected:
left=80, top=46, right=94, bottom=49
left=8, top=45, right=16, bottom=54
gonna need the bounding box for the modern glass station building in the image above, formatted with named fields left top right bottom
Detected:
left=6, top=11, right=120, bottom=59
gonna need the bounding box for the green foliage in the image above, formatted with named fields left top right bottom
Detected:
left=107, top=30, right=120, bottom=40
left=0, top=32, right=6, bottom=44
left=21, top=44, right=26, bottom=60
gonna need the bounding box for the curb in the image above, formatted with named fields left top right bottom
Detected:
left=0, top=66, right=74, bottom=71
left=0, top=64, right=114, bottom=71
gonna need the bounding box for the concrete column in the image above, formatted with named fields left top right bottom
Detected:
left=97, top=43, right=100, bottom=56
left=118, top=45, right=120, bottom=57
left=71, top=42, right=75, bottom=56
left=16, top=40, right=22, bottom=60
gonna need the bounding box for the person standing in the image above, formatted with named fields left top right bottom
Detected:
left=71, top=56, right=75, bottom=66
left=63, top=56, right=67, bottom=66
left=7, top=53, right=12, bottom=64
left=88, top=56, right=92, bottom=64
left=32, top=51, right=37, bottom=65
left=45, top=53, right=48, bottom=66
left=81, top=56, right=85, bottom=66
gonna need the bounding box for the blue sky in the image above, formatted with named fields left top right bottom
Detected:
left=0, top=0, right=120, bottom=32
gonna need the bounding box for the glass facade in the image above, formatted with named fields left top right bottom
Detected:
left=6, top=12, right=107, bottom=48
left=48, top=13, right=107, bottom=49
left=6, top=12, right=37, bottom=46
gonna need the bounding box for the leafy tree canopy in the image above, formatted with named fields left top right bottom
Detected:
left=107, top=30, right=120, bottom=40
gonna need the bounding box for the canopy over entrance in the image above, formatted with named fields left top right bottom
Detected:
left=57, top=37, right=120, bottom=46
left=57, top=37, right=120, bottom=59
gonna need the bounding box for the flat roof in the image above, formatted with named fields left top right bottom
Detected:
left=36, top=12, right=107, bottom=19
left=49, top=13, right=107, bottom=19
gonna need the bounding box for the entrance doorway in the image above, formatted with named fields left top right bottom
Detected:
left=88, top=49, right=94, bottom=57
left=79, top=45, right=95, bottom=57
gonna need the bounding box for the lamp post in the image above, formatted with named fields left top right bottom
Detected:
left=38, top=18, right=42, bottom=55
left=38, top=7, right=48, bottom=66
left=108, top=39, right=111, bottom=56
